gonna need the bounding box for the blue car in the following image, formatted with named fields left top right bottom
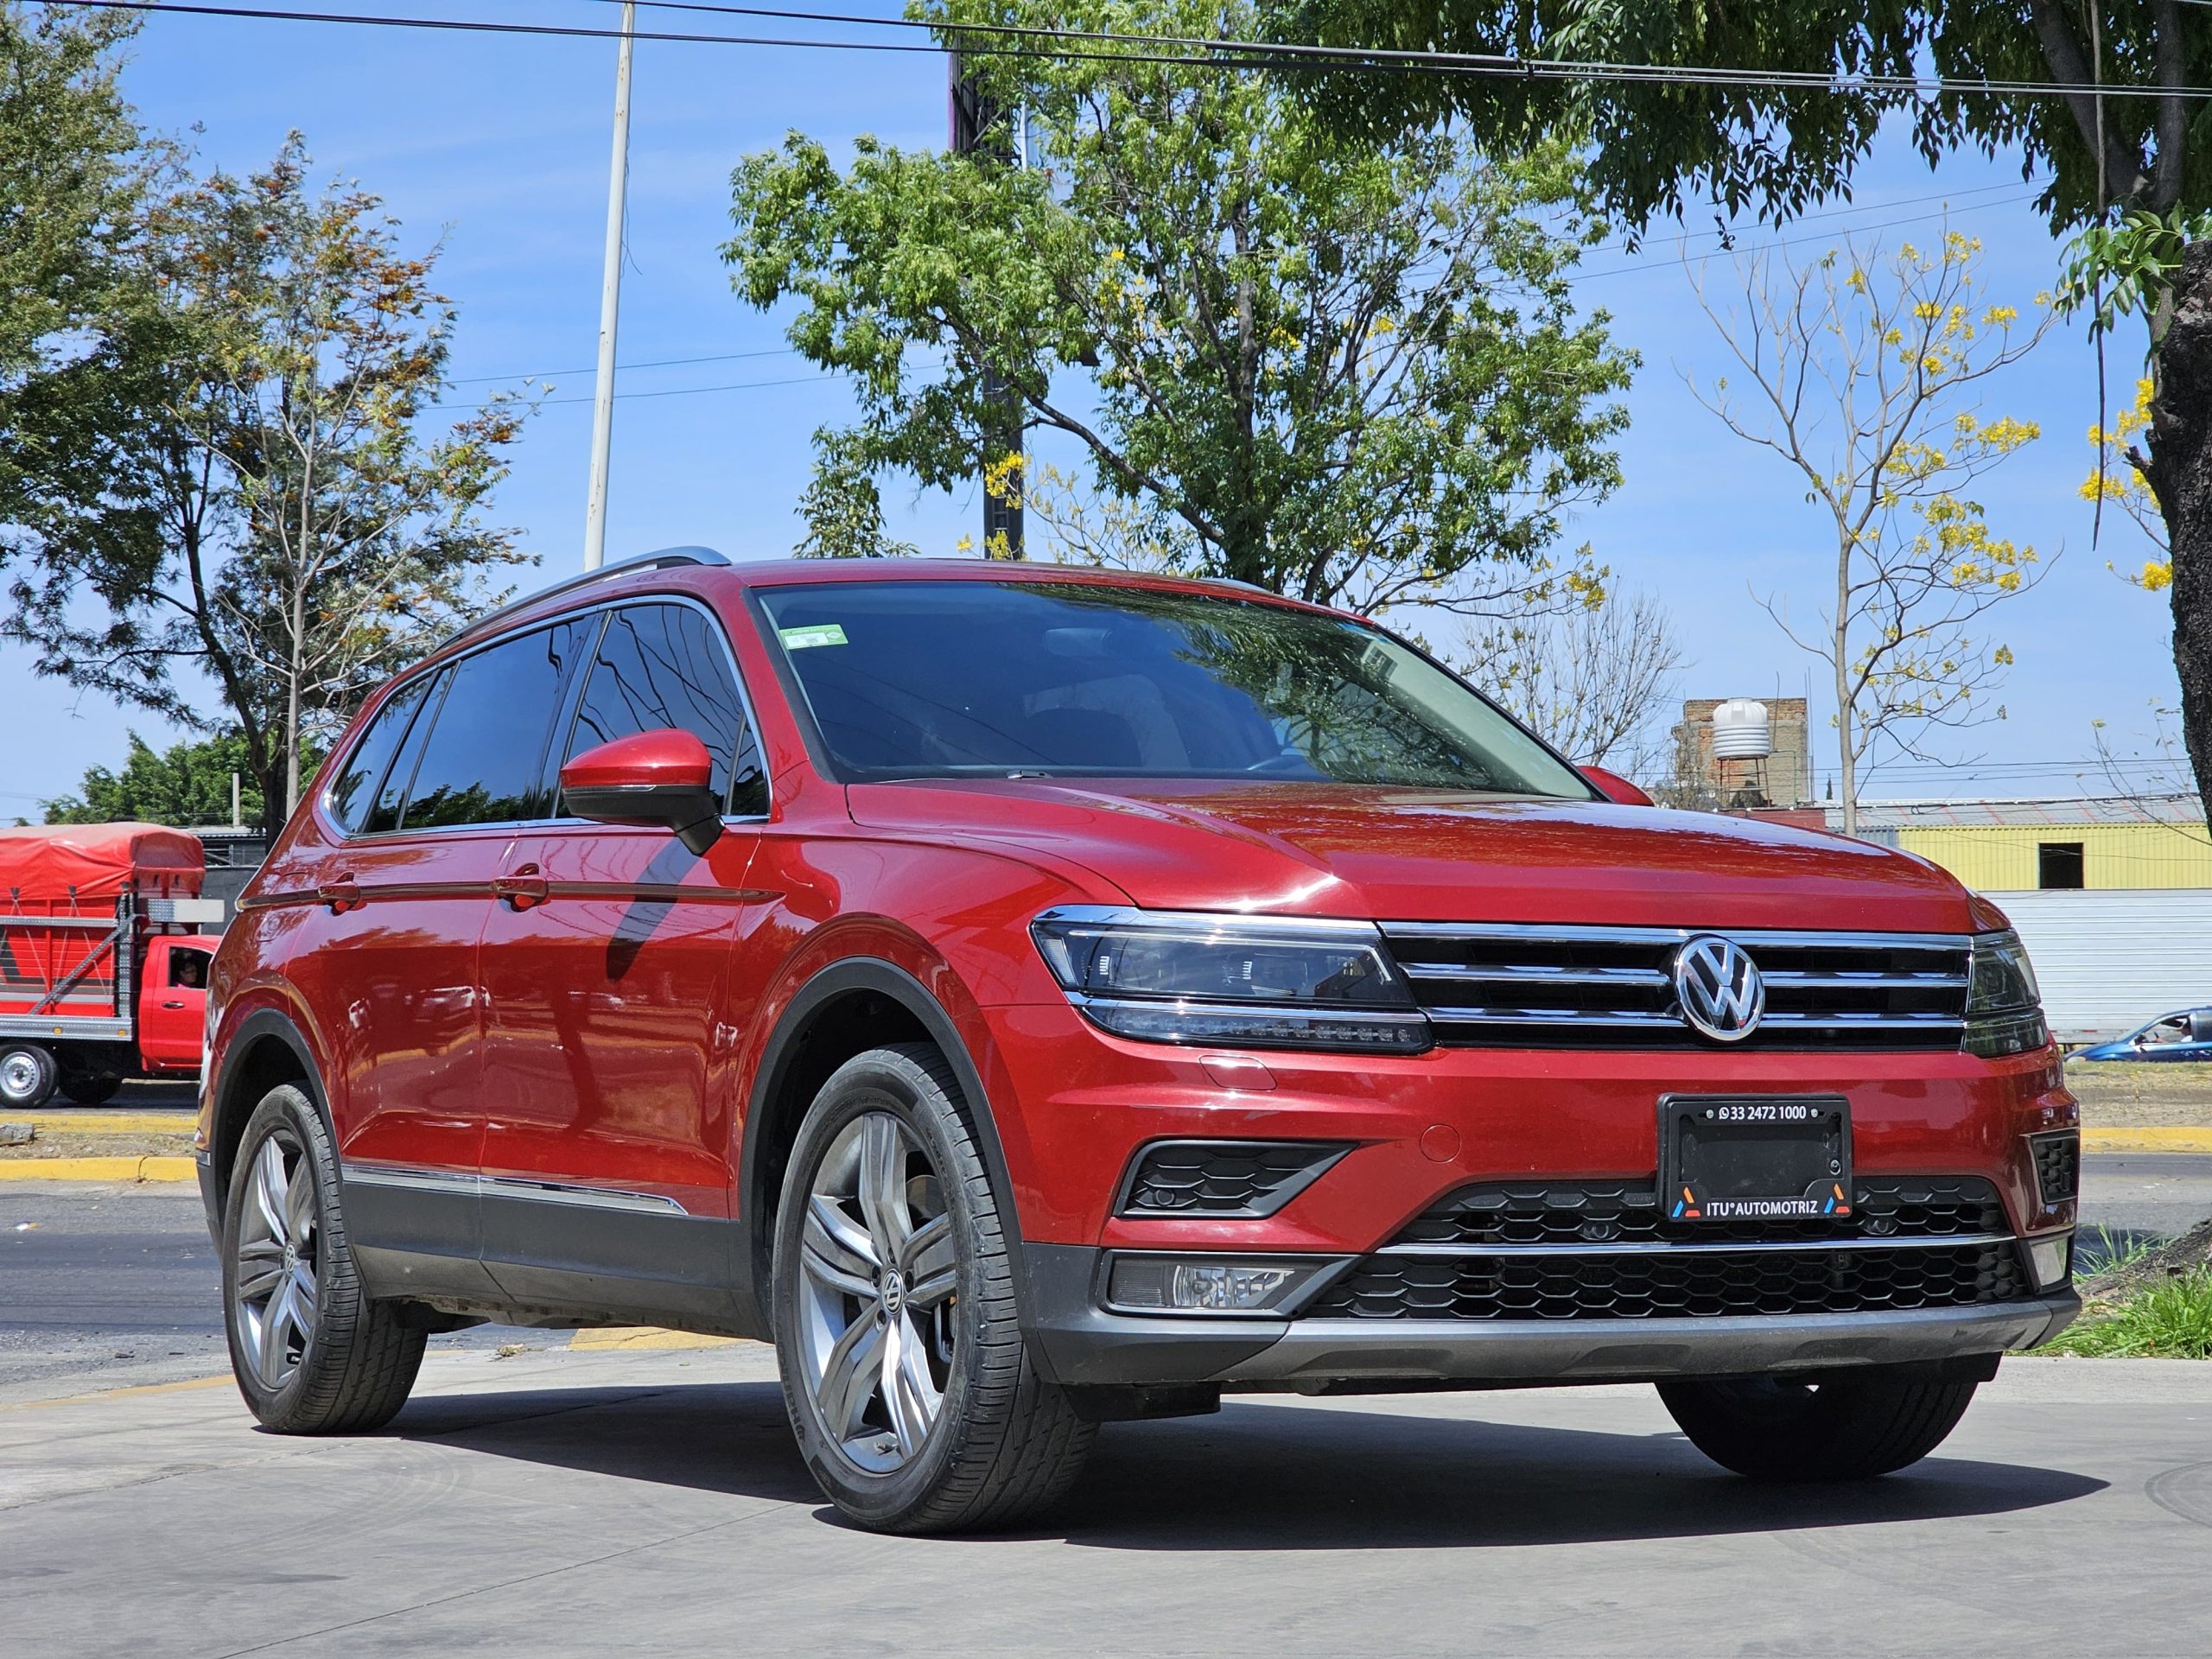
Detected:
left=2075, top=1008, right=2212, bottom=1062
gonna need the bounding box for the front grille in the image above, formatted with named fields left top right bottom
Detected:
left=1308, top=1243, right=2030, bottom=1321
left=2031, top=1132, right=2081, bottom=1205
left=1301, top=1174, right=2031, bottom=1322
left=1397, top=1178, right=2010, bottom=1248
left=1116, top=1140, right=1349, bottom=1217
left=1379, top=923, right=1969, bottom=1050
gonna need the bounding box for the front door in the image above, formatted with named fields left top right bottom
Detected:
left=137, top=938, right=213, bottom=1071
left=475, top=600, right=773, bottom=1320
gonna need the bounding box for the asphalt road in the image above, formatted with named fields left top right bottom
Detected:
left=2, top=1341, right=2209, bottom=1656
left=2, top=1154, right=2206, bottom=1399
left=2, top=1160, right=2209, bottom=1656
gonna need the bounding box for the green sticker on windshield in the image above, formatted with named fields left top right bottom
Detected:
left=779, top=623, right=848, bottom=651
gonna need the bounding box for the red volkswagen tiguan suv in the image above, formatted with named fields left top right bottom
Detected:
left=198, top=548, right=2079, bottom=1532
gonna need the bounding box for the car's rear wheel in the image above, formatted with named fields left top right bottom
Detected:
left=222, top=1084, right=425, bottom=1433
left=0, top=1043, right=58, bottom=1110
left=772, top=1044, right=1094, bottom=1533
left=1657, top=1369, right=1980, bottom=1480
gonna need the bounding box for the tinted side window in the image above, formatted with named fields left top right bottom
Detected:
left=401, top=623, right=591, bottom=830
left=564, top=605, right=766, bottom=815
left=325, top=677, right=430, bottom=834
left=367, top=668, right=448, bottom=834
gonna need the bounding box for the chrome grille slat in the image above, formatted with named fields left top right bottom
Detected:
left=1380, top=922, right=1971, bottom=1052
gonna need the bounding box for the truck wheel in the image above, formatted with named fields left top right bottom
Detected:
left=0, top=1044, right=58, bottom=1110
left=221, top=1084, right=425, bottom=1433
left=60, top=1071, right=121, bottom=1107
left=772, top=1044, right=1094, bottom=1534
left=1657, top=1370, right=1980, bottom=1480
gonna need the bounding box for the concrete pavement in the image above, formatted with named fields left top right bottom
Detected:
left=1, top=1341, right=2209, bottom=1656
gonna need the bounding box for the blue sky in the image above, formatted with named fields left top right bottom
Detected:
left=0, top=2, right=2184, bottom=815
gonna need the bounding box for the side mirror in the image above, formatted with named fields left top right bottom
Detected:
left=1579, top=765, right=1655, bottom=807
left=560, top=728, right=724, bottom=855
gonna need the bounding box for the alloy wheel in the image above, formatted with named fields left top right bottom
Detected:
left=792, top=1110, right=960, bottom=1473
left=232, top=1133, right=321, bottom=1390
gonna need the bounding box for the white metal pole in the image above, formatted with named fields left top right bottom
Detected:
left=582, top=0, right=637, bottom=571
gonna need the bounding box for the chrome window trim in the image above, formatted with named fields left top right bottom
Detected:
left=321, top=590, right=772, bottom=844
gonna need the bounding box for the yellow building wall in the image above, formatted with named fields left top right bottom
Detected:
left=1897, top=821, right=2212, bottom=890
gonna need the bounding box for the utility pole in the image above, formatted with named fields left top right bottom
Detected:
left=949, top=50, right=1024, bottom=560
left=582, top=0, right=637, bottom=571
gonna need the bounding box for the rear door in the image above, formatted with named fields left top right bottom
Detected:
left=476, top=601, right=772, bottom=1319
left=309, top=620, right=592, bottom=1292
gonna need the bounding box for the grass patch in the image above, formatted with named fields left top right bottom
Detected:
left=2044, top=1268, right=2212, bottom=1359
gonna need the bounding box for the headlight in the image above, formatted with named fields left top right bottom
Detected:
left=1031, top=907, right=1431, bottom=1053
left=1964, top=929, right=2047, bottom=1058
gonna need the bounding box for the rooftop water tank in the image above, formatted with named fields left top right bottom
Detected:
left=1710, top=698, right=1772, bottom=760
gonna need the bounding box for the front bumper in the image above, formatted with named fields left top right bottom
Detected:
left=1021, top=1243, right=2081, bottom=1389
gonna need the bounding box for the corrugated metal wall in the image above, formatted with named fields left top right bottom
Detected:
left=1904, top=822, right=2212, bottom=890
left=1985, top=889, right=2212, bottom=1043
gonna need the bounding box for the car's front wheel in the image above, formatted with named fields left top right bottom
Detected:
left=772, top=1044, right=1094, bottom=1533
left=1657, top=1368, right=1981, bottom=1480
left=221, top=1084, right=425, bottom=1433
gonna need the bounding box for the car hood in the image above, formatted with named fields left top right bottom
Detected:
left=845, top=779, right=1988, bottom=932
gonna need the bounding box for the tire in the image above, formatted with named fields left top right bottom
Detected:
left=220, top=1084, right=425, bottom=1433
left=0, top=1044, right=59, bottom=1110
left=772, top=1043, right=1094, bottom=1534
left=60, top=1070, right=122, bottom=1107
left=1658, top=1369, right=1981, bottom=1481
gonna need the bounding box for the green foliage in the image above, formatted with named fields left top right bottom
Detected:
left=41, top=730, right=268, bottom=827
left=1266, top=3, right=2209, bottom=238
left=0, top=3, right=151, bottom=569
left=4, top=136, right=533, bottom=830
left=2059, top=207, right=2212, bottom=342
left=2044, top=1268, right=2212, bottom=1359
left=725, top=0, right=1634, bottom=616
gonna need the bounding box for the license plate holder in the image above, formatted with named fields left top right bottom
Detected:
left=1657, top=1094, right=1853, bottom=1224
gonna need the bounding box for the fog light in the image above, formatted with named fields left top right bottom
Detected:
left=2027, top=1234, right=2071, bottom=1289
left=1104, top=1255, right=1321, bottom=1314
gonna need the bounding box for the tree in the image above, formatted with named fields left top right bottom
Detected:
left=1460, top=588, right=1686, bottom=779
left=1268, top=0, right=2212, bottom=823
left=725, top=0, right=1634, bottom=622
left=1689, top=232, right=2052, bottom=834
left=4, top=137, right=532, bottom=834
left=0, top=4, right=151, bottom=569
left=42, top=730, right=267, bottom=827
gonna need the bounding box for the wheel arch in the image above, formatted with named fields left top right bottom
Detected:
left=205, top=1008, right=332, bottom=1225
left=736, top=957, right=1028, bottom=1339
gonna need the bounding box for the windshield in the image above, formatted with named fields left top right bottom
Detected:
left=757, top=580, right=1593, bottom=797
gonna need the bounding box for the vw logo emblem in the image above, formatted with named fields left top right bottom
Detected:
left=1673, top=935, right=1764, bottom=1042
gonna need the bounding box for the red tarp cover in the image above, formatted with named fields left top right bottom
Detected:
left=0, top=823, right=205, bottom=906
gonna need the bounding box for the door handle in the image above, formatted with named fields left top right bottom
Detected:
left=493, top=865, right=550, bottom=911
left=161, top=1000, right=186, bottom=1009
left=316, top=875, right=364, bottom=915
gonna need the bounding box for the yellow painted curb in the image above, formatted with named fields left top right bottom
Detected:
left=0, top=1154, right=197, bottom=1183
left=569, top=1326, right=749, bottom=1351
left=2082, top=1127, right=2212, bottom=1154
left=12, top=1113, right=198, bottom=1135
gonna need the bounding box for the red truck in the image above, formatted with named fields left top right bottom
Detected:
left=0, top=823, right=225, bottom=1109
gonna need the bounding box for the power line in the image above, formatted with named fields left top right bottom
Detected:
left=446, top=346, right=796, bottom=385
left=38, top=0, right=2212, bottom=102
left=427, top=370, right=830, bottom=410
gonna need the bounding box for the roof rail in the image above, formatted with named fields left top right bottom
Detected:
left=444, top=546, right=730, bottom=647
